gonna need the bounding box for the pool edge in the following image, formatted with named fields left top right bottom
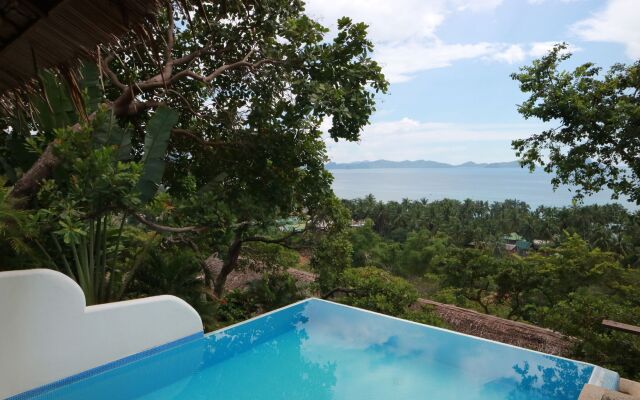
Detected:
left=204, top=297, right=313, bottom=338
left=6, top=331, right=204, bottom=400
left=588, top=366, right=620, bottom=391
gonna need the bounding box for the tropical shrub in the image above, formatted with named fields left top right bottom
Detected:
left=214, top=271, right=304, bottom=328
left=335, top=267, right=418, bottom=316
left=128, top=248, right=214, bottom=327
left=542, top=290, right=640, bottom=380
left=310, top=233, right=353, bottom=294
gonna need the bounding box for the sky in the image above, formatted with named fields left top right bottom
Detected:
left=303, top=0, right=640, bottom=164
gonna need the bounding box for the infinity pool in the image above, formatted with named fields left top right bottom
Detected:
left=13, top=299, right=615, bottom=400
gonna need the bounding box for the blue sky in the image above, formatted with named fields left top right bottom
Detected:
left=304, top=0, right=639, bottom=164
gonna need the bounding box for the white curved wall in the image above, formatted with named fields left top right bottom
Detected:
left=0, top=269, right=203, bottom=399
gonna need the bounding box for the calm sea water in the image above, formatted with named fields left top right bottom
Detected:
left=330, top=168, right=637, bottom=209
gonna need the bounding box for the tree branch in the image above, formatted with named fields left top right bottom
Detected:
left=170, top=128, right=254, bottom=149
left=10, top=112, right=98, bottom=205
left=132, top=213, right=207, bottom=233
left=124, top=100, right=165, bottom=116
left=322, top=287, right=366, bottom=299
left=168, top=51, right=281, bottom=85
left=10, top=6, right=283, bottom=203
left=9, top=141, right=60, bottom=205
left=170, top=43, right=217, bottom=67
left=162, top=3, right=176, bottom=77
left=100, top=54, right=127, bottom=91
left=244, top=229, right=304, bottom=248
left=165, top=5, right=175, bottom=61
left=109, top=43, right=280, bottom=116
left=166, top=88, right=206, bottom=117
left=171, top=128, right=228, bottom=147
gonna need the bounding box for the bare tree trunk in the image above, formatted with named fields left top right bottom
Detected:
left=8, top=97, right=153, bottom=206
left=9, top=110, right=101, bottom=206
left=9, top=141, right=59, bottom=205
left=213, top=236, right=243, bottom=297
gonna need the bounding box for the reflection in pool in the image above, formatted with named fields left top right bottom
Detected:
left=23, top=299, right=605, bottom=400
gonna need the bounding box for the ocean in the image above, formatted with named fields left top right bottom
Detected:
left=330, top=168, right=637, bottom=209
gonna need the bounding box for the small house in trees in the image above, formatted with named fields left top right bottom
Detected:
left=501, top=233, right=531, bottom=255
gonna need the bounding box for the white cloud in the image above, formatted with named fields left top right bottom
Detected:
left=305, top=0, right=505, bottom=42
left=304, top=0, right=446, bottom=43
left=528, top=41, right=580, bottom=57
left=492, top=45, right=527, bottom=64
left=528, top=0, right=580, bottom=4
left=376, top=41, right=501, bottom=83
left=304, top=0, right=558, bottom=83
left=572, top=0, right=640, bottom=58
left=450, top=0, right=505, bottom=12
left=324, top=118, right=541, bottom=163
left=529, top=41, right=561, bottom=57
left=376, top=41, right=580, bottom=82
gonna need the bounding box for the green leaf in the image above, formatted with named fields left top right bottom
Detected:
left=116, top=130, right=132, bottom=161
left=30, top=71, right=77, bottom=131
left=79, top=63, right=102, bottom=114
left=136, top=107, right=179, bottom=202
left=91, top=109, right=132, bottom=160
left=25, top=63, right=101, bottom=133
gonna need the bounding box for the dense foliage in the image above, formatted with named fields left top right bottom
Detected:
left=340, top=196, right=640, bottom=378
left=512, top=44, right=640, bottom=204
left=0, top=2, right=384, bottom=316
left=337, top=266, right=418, bottom=315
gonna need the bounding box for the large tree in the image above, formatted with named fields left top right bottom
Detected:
left=1, top=0, right=387, bottom=297
left=512, top=44, right=640, bottom=204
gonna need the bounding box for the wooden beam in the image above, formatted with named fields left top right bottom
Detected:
left=602, top=319, right=640, bottom=336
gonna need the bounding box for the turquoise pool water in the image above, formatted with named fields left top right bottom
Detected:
left=17, top=299, right=604, bottom=400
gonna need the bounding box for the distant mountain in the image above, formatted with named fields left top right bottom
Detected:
left=326, top=160, right=522, bottom=169
left=326, top=160, right=452, bottom=169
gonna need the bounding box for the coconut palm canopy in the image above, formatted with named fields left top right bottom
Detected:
left=0, top=0, right=160, bottom=93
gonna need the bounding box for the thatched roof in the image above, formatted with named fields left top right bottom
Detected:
left=413, top=298, right=572, bottom=356
left=206, top=260, right=573, bottom=357
left=0, top=0, right=161, bottom=93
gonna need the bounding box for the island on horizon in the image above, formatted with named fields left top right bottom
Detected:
left=326, top=159, right=523, bottom=169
